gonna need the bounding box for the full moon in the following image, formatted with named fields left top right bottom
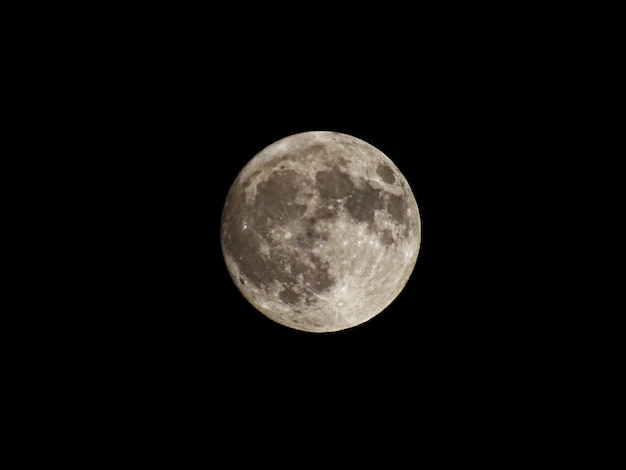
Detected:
left=220, top=131, right=421, bottom=333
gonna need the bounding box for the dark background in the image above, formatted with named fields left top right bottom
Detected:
left=13, top=3, right=605, bottom=462
left=39, top=7, right=578, bottom=455
left=98, top=45, right=537, bottom=405
left=82, top=23, right=540, bottom=383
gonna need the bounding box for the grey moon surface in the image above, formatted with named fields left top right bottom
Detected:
left=220, top=131, right=421, bottom=333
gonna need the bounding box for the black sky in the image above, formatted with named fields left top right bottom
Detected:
left=101, top=41, right=530, bottom=369
left=66, top=13, right=558, bottom=445
left=30, top=5, right=580, bottom=459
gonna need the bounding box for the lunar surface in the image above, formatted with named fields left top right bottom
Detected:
left=220, top=131, right=421, bottom=333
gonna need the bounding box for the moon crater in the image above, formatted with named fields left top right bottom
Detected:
left=221, top=131, right=421, bottom=333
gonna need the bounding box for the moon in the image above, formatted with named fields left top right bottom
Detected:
left=220, top=131, right=421, bottom=333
